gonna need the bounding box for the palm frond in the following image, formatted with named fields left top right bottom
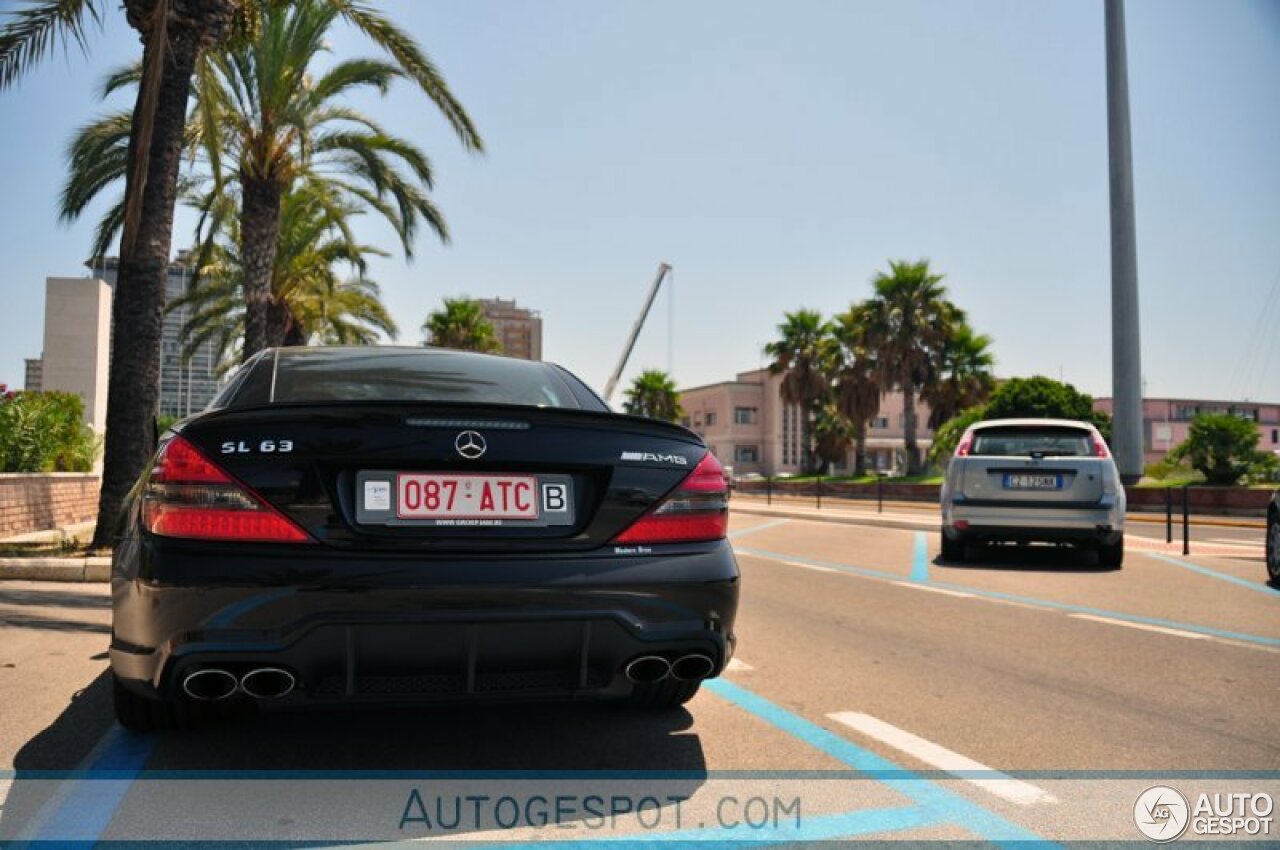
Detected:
left=326, top=0, right=484, bottom=153
left=0, top=0, right=104, bottom=90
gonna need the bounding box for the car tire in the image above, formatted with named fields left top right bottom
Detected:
left=940, top=529, right=965, bottom=562
left=113, top=674, right=190, bottom=732
left=1267, top=512, right=1280, bottom=583
left=1098, top=535, right=1124, bottom=569
left=626, top=678, right=701, bottom=709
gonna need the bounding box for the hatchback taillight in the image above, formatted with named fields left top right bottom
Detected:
left=613, top=452, right=729, bottom=544
left=1091, top=434, right=1110, bottom=458
left=955, top=431, right=974, bottom=457
left=142, top=436, right=311, bottom=543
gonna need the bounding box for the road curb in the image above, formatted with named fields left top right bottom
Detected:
left=0, top=556, right=111, bottom=583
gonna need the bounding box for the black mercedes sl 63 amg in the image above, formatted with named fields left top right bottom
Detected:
left=110, top=346, right=739, bottom=730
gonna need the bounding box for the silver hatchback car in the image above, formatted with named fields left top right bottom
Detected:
left=940, top=418, right=1126, bottom=567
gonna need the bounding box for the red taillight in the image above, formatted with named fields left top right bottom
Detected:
left=142, top=436, right=311, bottom=543
left=1091, top=434, right=1110, bottom=458
left=955, top=432, right=974, bottom=457
left=613, top=452, right=729, bottom=544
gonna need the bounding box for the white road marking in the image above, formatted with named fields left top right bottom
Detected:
left=891, top=581, right=974, bottom=599
left=826, top=712, right=1058, bottom=806
left=1204, top=538, right=1265, bottom=548
left=1068, top=613, right=1210, bottom=641
left=783, top=559, right=838, bottom=573
left=972, top=596, right=1046, bottom=612
left=725, top=658, right=754, bottom=672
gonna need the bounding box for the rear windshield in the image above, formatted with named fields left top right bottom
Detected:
left=233, top=348, right=596, bottom=410
left=970, top=427, right=1093, bottom=458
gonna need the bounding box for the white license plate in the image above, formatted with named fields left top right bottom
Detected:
left=396, top=474, right=539, bottom=520
left=1002, top=473, right=1062, bottom=490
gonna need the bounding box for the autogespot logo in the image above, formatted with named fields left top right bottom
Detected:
left=1135, top=785, right=1190, bottom=843
left=454, top=430, right=487, bottom=460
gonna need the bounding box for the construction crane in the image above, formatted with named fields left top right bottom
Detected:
left=602, top=262, right=672, bottom=405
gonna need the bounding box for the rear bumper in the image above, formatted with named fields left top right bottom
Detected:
left=110, top=538, right=739, bottom=705
left=942, top=500, right=1124, bottom=546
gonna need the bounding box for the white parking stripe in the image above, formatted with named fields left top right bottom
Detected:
left=725, top=658, right=754, bottom=672
left=827, top=712, right=1058, bottom=806
left=1068, top=613, right=1210, bottom=641
left=781, top=559, right=838, bottom=573
left=891, top=581, right=975, bottom=599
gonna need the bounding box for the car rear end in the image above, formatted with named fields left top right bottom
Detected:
left=940, top=419, right=1125, bottom=562
left=110, top=347, right=738, bottom=723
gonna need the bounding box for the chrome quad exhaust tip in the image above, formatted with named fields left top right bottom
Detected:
left=181, top=669, right=239, bottom=701
left=670, top=653, right=715, bottom=682
left=624, top=655, right=672, bottom=683
left=239, top=667, right=296, bottom=699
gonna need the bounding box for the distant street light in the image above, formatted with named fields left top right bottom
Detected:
left=1105, top=0, right=1145, bottom=484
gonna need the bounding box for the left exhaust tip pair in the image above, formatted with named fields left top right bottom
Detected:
left=181, top=667, right=295, bottom=701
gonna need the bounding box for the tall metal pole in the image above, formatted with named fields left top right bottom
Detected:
left=1105, top=0, right=1145, bottom=484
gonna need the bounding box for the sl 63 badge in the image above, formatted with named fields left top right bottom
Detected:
left=221, top=439, right=294, bottom=454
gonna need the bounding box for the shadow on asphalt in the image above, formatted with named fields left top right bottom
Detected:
left=934, top=544, right=1118, bottom=573
left=6, top=671, right=710, bottom=840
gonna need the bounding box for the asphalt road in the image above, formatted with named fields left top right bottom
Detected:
left=1, top=511, right=1276, bottom=844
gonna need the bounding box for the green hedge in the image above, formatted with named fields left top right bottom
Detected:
left=0, top=386, right=100, bottom=473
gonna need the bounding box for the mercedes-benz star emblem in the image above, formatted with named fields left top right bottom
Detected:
left=454, top=430, right=487, bottom=460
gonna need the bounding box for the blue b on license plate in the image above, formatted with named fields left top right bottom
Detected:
left=1002, top=473, right=1062, bottom=490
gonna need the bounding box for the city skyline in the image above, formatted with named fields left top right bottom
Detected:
left=0, top=0, right=1277, bottom=401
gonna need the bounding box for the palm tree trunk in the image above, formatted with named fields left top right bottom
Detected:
left=902, top=377, right=920, bottom=475
left=89, top=21, right=199, bottom=551
left=853, top=422, right=867, bottom=477
left=240, top=177, right=282, bottom=360
left=90, top=0, right=235, bottom=551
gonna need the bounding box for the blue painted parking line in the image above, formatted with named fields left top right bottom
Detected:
left=736, top=546, right=1280, bottom=648
left=910, top=531, right=929, bottom=582
left=1144, top=552, right=1277, bottom=597
left=705, top=680, right=1054, bottom=847
left=19, top=724, right=156, bottom=845
left=727, top=519, right=790, bottom=540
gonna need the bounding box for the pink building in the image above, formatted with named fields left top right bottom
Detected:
left=677, top=367, right=934, bottom=476
left=1092, top=397, right=1280, bottom=466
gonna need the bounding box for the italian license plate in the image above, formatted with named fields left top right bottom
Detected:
left=354, top=471, right=575, bottom=527
left=1002, top=473, right=1062, bottom=490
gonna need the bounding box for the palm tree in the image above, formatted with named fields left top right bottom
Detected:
left=812, top=401, right=855, bottom=475
left=5, top=0, right=482, bottom=549
left=764, top=309, right=829, bottom=473
left=923, top=323, right=996, bottom=429
left=170, top=184, right=398, bottom=369
left=422, top=298, right=502, bottom=353
left=830, top=305, right=882, bottom=476
left=63, top=0, right=483, bottom=361
left=196, top=0, right=482, bottom=359
left=623, top=370, right=683, bottom=422
left=861, top=260, right=961, bottom=475
left=3, top=0, right=243, bottom=550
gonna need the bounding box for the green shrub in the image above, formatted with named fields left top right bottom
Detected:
left=1168, top=413, right=1274, bottom=486
left=0, top=386, right=100, bottom=473
left=984, top=376, right=1112, bottom=442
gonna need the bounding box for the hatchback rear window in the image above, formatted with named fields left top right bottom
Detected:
left=234, top=348, right=594, bottom=410
left=969, top=427, right=1093, bottom=458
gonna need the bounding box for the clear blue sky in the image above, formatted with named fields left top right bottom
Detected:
left=1, top=0, right=1278, bottom=401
